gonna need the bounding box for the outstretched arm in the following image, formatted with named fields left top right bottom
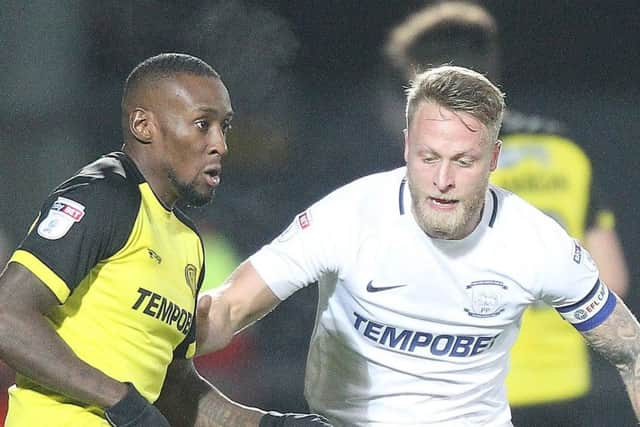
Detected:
left=581, top=295, right=640, bottom=419
left=157, top=357, right=332, bottom=426
left=155, top=357, right=263, bottom=426
left=196, top=260, right=281, bottom=355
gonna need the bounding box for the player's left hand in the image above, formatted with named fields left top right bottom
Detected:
left=259, top=411, right=333, bottom=426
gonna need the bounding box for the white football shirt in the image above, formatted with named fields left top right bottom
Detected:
left=250, top=167, right=614, bottom=427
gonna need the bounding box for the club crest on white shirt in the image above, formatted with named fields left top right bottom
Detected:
left=464, top=280, right=507, bottom=318
left=37, top=196, right=86, bottom=240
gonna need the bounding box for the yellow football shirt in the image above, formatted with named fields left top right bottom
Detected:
left=492, top=129, right=611, bottom=406
left=5, top=152, right=203, bottom=426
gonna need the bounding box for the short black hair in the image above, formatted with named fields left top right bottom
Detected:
left=122, top=53, right=220, bottom=107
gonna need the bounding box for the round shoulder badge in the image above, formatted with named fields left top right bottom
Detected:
left=37, top=196, right=86, bottom=240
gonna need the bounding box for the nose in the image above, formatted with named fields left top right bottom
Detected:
left=433, top=162, right=455, bottom=192
left=209, top=126, right=228, bottom=157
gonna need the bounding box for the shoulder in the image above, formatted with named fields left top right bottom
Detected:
left=51, top=152, right=141, bottom=215
left=173, top=207, right=200, bottom=238
left=58, top=152, right=140, bottom=192
left=493, top=185, right=556, bottom=223
left=320, top=167, right=405, bottom=208
left=311, top=167, right=406, bottom=222
left=492, top=185, right=569, bottom=242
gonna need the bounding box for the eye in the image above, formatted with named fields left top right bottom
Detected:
left=422, top=155, right=438, bottom=164
left=195, top=119, right=210, bottom=131
left=456, top=158, right=474, bottom=167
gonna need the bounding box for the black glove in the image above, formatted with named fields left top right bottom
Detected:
left=105, top=383, right=170, bottom=427
left=259, top=411, right=333, bottom=427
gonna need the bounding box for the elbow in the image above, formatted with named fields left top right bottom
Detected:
left=610, top=280, right=629, bottom=299
left=0, top=303, right=13, bottom=340
left=0, top=304, right=20, bottom=362
left=604, top=271, right=630, bottom=298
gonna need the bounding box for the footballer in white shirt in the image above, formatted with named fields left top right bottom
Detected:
left=196, top=66, right=640, bottom=426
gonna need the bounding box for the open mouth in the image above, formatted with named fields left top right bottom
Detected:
left=429, top=196, right=458, bottom=207
left=204, top=167, right=221, bottom=187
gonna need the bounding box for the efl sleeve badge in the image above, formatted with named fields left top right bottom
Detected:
left=37, top=196, right=86, bottom=240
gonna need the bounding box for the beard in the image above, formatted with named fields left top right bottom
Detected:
left=408, top=176, right=488, bottom=240
left=168, top=169, right=215, bottom=208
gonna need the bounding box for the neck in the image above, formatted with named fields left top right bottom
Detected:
left=123, top=144, right=177, bottom=209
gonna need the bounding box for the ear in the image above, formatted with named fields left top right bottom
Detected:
left=489, top=140, right=502, bottom=171
left=129, top=108, right=154, bottom=144
left=403, top=128, right=410, bottom=163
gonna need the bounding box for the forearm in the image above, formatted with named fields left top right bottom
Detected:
left=196, top=261, right=280, bottom=355
left=582, top=296, right=640, bottom=418
left=156, top=361, right=263, bottom=426
left=216, top=261, right=281, bottom=332
left=178, top=383, right=264, bottom=427
left=0, top=307, right=126, bottom=408
left=0, top=263, right=127, bottom=408
left=619, top=356, right=640, bottom=419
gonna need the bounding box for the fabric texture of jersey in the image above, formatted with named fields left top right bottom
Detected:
left=492, top=112, right=614, bottom=406
left=250, top=167, right=609, bottom=427
left=5, top=152, right=203, bottom=426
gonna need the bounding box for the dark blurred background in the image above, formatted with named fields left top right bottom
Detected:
left=1, top=0, right=639, bottom=423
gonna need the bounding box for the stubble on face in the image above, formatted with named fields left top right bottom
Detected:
left=408, top=172, right=488, bottom=240
left=168, top=168, right=215, bottom=208
left=405, top=103, right=494, bottom=240
left=154, top=74, right=230, bottom=209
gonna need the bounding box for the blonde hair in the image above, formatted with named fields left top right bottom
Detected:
left=406, top=65, right=505, bottom=142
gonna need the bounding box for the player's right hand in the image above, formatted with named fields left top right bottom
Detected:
left=259, top=411, right=333, bottom=426
left=195, top=292, right=234, bottom=355
left=105, top=382, right=170, bottom=427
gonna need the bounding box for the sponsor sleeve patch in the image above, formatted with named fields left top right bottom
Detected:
left=37, top=196, right=86, bottom=240
left=556, top=280, right=616, bottom=331
left=276, top=210, right=312, bottom=243
left=572, top=240, right=582, bottom=263
left=572, top=240, right=597, bottom=272
left=297, top=211, right=312, bottom=229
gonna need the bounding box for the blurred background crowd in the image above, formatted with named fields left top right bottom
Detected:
left=0, top=0, right=639, bottom=424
